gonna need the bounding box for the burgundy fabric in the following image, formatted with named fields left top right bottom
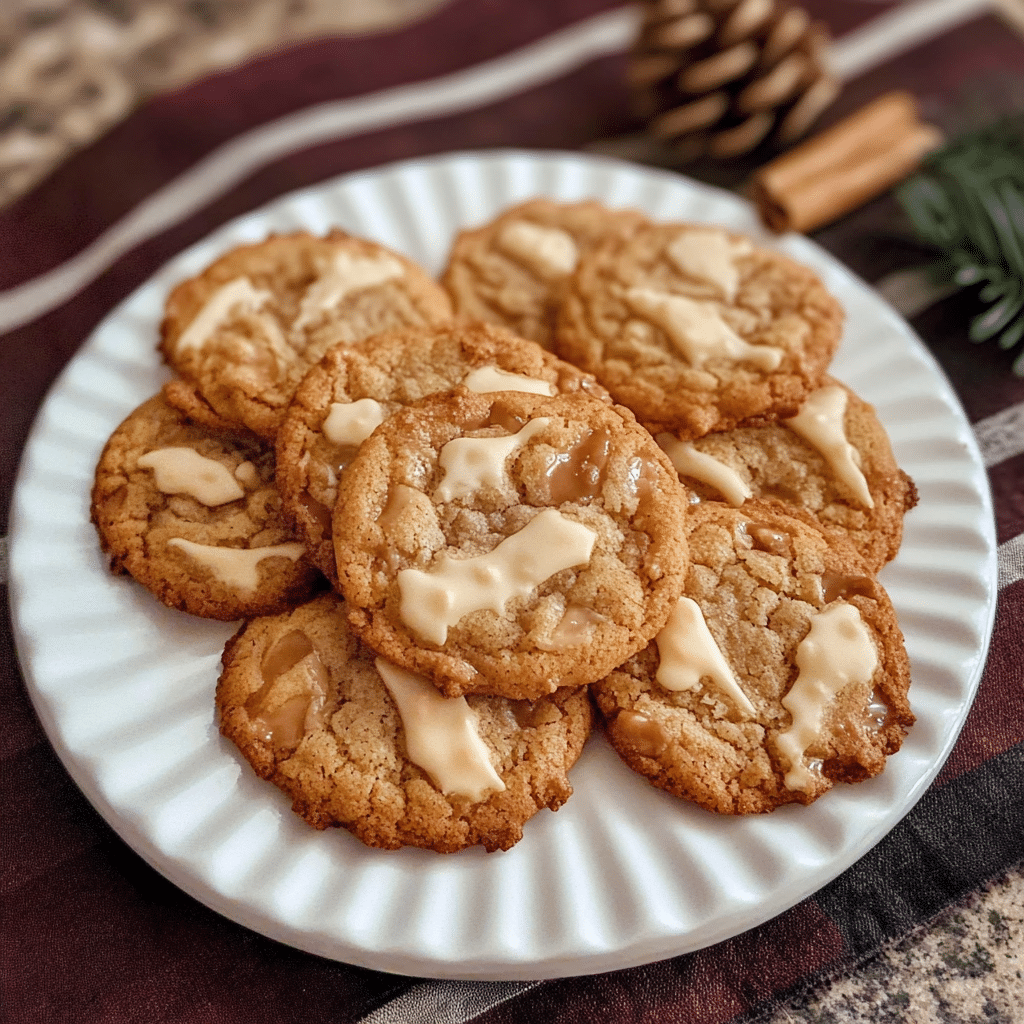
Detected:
left=3, top=3, right=1024, bottom=1023
left=473, top=903, right=846, bottom=1024
left=0, top=0, right=624, bottom=288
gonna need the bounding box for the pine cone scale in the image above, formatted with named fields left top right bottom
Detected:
left=719, top=0, right=775, bottom=48
left=653, top=13, right=715, bottom=49
left=678, top=41, right=759, bottom=94
left=736, top=52, right=806, bottom=112
left=652, top=93, right=730, bottom=138
left=761, top=7, right=810, bottom=65
left=709, top=111, right=775, bottom=157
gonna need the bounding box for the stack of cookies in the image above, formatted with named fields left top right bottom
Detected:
left=90, top=198, right=917, bottom=853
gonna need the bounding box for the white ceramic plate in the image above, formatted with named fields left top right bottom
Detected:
left=9, top=151, right=997, bottom=981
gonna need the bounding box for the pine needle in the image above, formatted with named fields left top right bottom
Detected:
left=896, top=112, right=1024, bottom=375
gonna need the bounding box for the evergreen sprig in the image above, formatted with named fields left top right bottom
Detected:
left=896, top=113, right=1024, bottom=375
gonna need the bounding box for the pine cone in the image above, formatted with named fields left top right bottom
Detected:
left=629, top=0, right=840, bottom=160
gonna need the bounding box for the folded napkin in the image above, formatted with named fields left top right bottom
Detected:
left=2, top=2, right=1022, bottom=1021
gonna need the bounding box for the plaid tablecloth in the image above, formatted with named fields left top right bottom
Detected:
left=2, top=1, right=1023, bottom=1020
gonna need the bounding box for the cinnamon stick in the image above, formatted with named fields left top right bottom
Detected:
left=750, top=91, right=943, bottom=233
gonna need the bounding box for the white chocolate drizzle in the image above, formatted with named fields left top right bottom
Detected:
left=375, top=658, right=505, bottom=802
left=434, top=418, right=549, bottom=503
left=666, top=228, right=752, bottom=302
left=167, top=539, right=305, bottom=593
left=785, top=385, right=874, bottom=508
left=624, top=287, right=783, bottom=371
left=175, top=277, right=272, bottom=352
left=496, top=220, right=579, bottom=279
left=656, top=433, right=751, bottom=507
left=655, top=597, right=756, bottom=716
left=462, top=365, right=556, bottom=396
left=138, top=447, right=245, bottom=506
left=322, top=398, right=385, bottom=447
left=397, top=509, right=597, bottom=646
left=777, top=603, right=879, bottom=792
left=293, top=250, right=404, bottom=331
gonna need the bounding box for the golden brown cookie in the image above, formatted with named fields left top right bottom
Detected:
left=656, top=378, right=917, bottom=572
left=591, top=501, right=913, bottom=813
left=217, top=592, right=593, bottom=853
left=555, top=221, right=844, bottom=439
left=90, top=394, right=321, bottom=620
left=333, top=389, right=690, bottom=700
left=441, top=198, right=648, bottom=349
left=159, top=231, right=453, bottom=439
left=275, top=321, right=609, bottom=583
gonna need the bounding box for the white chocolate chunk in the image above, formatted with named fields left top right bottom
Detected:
left=785, top=386, right=874, bottom=508
left=655, top=597, right=755, bottom=716
left=462, top=365, right=556, bottom=396
left=536, top=604, right=606, bottom=652
left=234, top=461, right=260, bottom=488
left=375, top=658, right=505, bottom=802
left=138, top=447, right=245, bottom=506
left=624, top=287, right=783, bottom=371
left=322, top=398, right=386, bottom=447
left=293, top=250, right=404, bottom=331
left=397, top=509, right=597, bottom=646
left=666, top=228, right=752, bottom=302
left=656, top=433, right=751, bottom=507
left=496, top=220, right=579, bottom=279
left=435, top=418, right=549, bottom=503
left=777, top=603, right=879, bottom=792
left=166, top=539, right=305, bottom=593
left=175, top=277, right=272, bottom=352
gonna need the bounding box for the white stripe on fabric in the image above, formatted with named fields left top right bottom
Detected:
left=357, top=981, right=541, bottom=1024
left=998, top=532, right=1024, bottom=591
left=828, top=0, right=995, bottom=82
left=974, top=402, right=1024, bottom=469
left=0, top=6, right=638, bottom=336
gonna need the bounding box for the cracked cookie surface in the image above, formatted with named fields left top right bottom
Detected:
left=555, top=221, right=843, bottom=439
left=442, top=198, right=647, bottom=349
left=159, top=231, right=453, bottom=439
left=333, top=389, right=690, bottom=700
left=275, top=320, right=609, bottom=584
left=591, top=501, right=913, bottom=813
left=217, top=592, right=593, bottom=853
left=90, top=394, right=321, bottom=620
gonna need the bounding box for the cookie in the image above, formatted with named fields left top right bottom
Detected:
left=555, top=221, right=844, bottom=439
left=159, top=231, right=453, bottom=439
left=333, top=389, right=690, bottom=700
left=656, top=378, right=917, bottom=572
left=591, top=501, right=914, bottom=813
left=217, top=592, right=593, bottom=852
left=275, top=320, right=610, bottom=583
left=91, top=394, right=321, bottom=620
left=441, top=198, right=647, bottom=349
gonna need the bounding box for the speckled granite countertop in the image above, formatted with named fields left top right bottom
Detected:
left=2, top=2, right=1022, bottom=1020
left=760, top=862, right=1024, bottom=1023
